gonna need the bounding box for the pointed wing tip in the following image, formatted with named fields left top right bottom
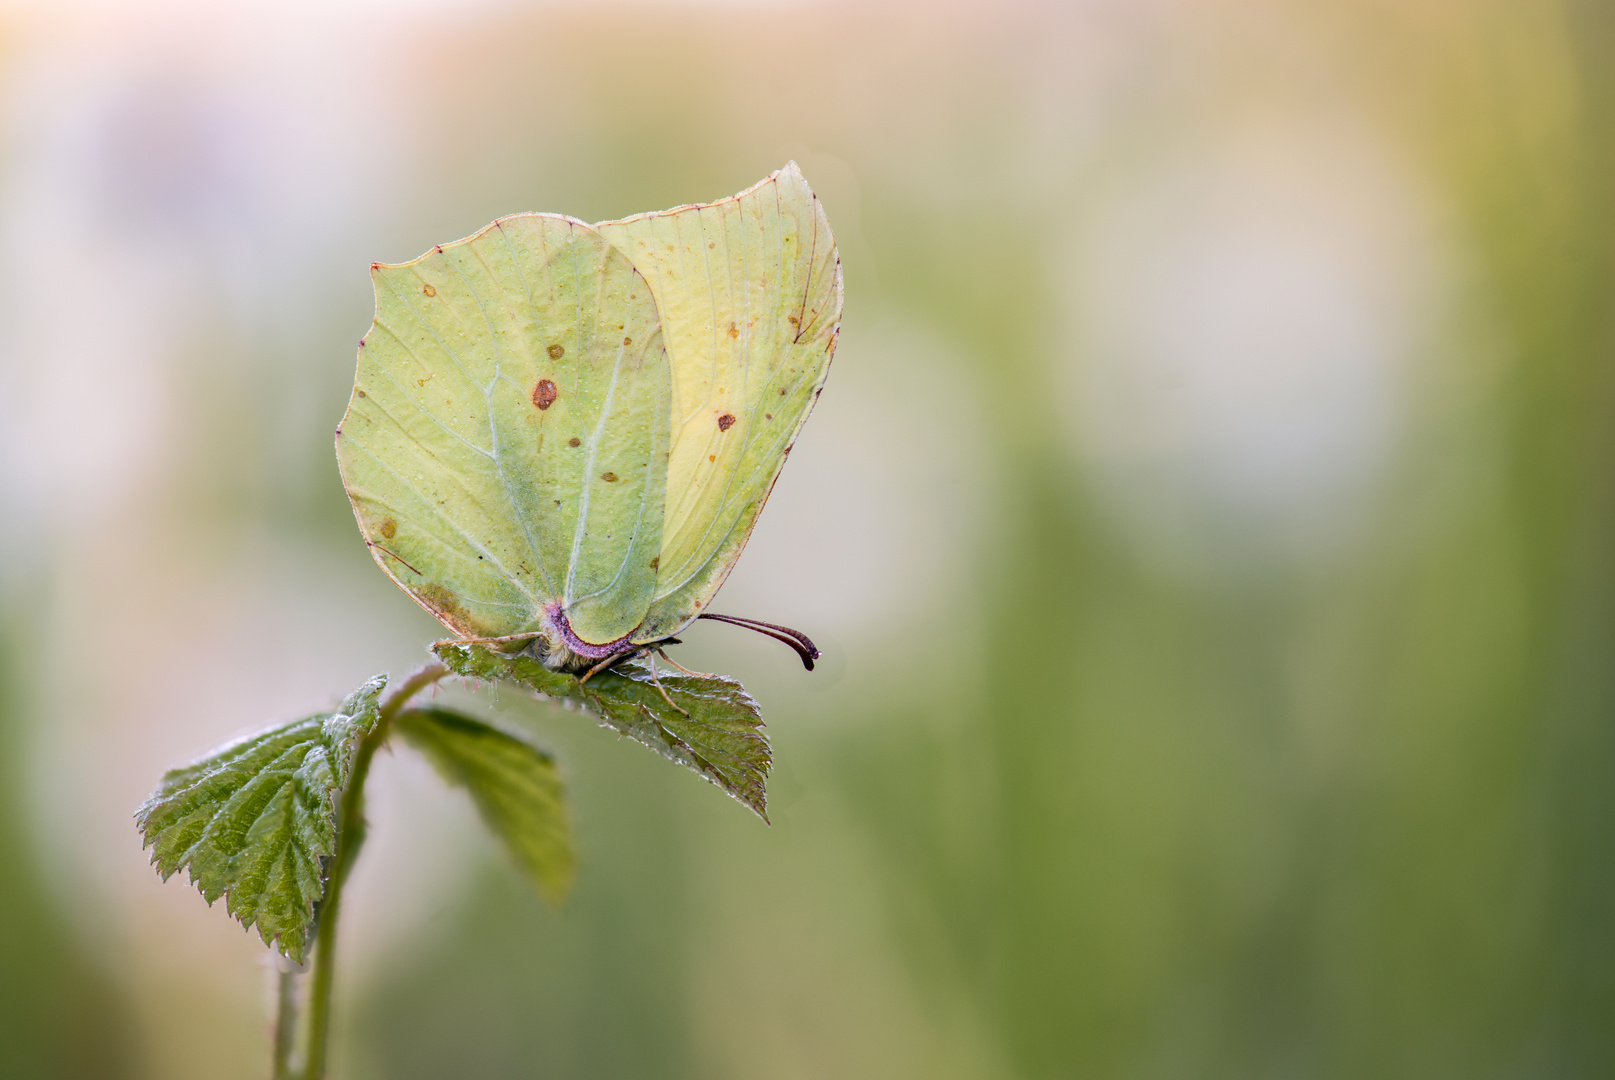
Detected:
left=777, top=160, right=811, bottom=192
left=773, top=162, right=829, bottom=224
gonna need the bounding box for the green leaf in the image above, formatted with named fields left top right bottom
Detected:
left=433, top=642, right=771, bottom=821
left=134, top=674, right=388, bottom=961
left=393, top=706, right=576, bottom=903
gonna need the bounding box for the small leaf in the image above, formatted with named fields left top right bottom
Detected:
left=393, top=706, right=577, bottom=903
left=433, top=642, right=771, bottom=820
left=134, top=674, right=388, bottom=961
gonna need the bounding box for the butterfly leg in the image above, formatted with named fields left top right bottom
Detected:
left=641, top=650, right=690, bottom=717
left=577, top=647, right=690, bottom=716
left=655, top=648, right=713, bottom=679
left=436, top=630, right=546, bottom=650
left=578, top=648, right=637, bottom=684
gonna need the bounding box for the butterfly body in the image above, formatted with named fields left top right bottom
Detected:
left=338, top=165, right=840, bottom=673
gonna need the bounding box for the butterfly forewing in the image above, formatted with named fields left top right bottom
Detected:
left=595, top=163, right=842, bottom=642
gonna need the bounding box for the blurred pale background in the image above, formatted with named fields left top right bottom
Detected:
left=2, top=0, right=1612, bottom=1077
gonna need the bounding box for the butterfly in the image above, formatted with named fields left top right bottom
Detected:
left=336, top=164, right=840, bottom=686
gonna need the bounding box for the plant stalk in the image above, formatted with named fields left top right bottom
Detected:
left=272, top=961, right=301, bottom=1079
left=295, top=663, right=447, bottom=1080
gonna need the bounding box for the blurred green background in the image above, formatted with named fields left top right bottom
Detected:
left=2, top=1, right=1613, bottom=1077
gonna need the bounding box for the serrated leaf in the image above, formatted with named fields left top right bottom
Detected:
left=433, top=642, right=771, bottom=820
left=393, top=706, right=576, bottom=903
left=134, top=674, right=388, bottom=961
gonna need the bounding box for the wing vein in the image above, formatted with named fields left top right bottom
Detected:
left=369, top=323, right=497, bottom=460
left=438, top=247, right=558, bottom=599
left=567, top=332, right=629, bottom=600
left=347, top=438, right=541, bottom=612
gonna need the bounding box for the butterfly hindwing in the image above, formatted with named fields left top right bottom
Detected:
left=338, top=215, right=669, bottom=645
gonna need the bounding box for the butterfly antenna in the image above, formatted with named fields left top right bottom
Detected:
left=696, top=613, right=821, bottom=671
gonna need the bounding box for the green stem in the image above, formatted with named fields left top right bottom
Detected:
left=272, top=961, right=301, bottom=1079
left=297, top=663, right=448, bottom=1080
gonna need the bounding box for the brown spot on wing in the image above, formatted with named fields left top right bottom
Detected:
left=532, top=379, right=558, bottom=409
left=422, top=283, right=436, bottom=297
left=547, top=343, right=565, bottom=360
left=728, top=322, right=739, bottom=339
left=649, top=557, right=659, bottom=570
left=602, top=472, right=618, bottom=482
left=416, top=582, right=470, bottom=631
left=568, top=437, right=580, bottom=447
left=717, top=413, right=736, bottom=431
left=379, top=518, right=397, bottom=539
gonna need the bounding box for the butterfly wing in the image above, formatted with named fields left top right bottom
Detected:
left=337, top=215, right=669, bottom=645
left=595, top=162, right=842, bottom=642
